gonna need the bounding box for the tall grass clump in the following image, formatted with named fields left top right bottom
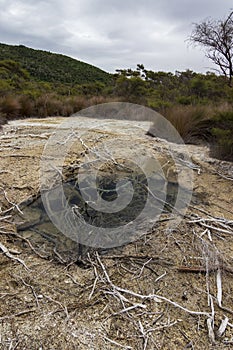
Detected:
left=162, top=105, right=211, bottom=143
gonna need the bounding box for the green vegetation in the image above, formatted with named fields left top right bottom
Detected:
left=211, top=111, right=233, bottom=160
left=0, top=43, right=111, bottom=85
left=0, top=44, right=232, bottom=161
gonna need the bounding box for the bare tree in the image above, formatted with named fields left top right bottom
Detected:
left=189, top=11, right=233, bottom=86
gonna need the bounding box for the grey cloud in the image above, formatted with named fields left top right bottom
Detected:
left=0, top=0, right=232, bottom=73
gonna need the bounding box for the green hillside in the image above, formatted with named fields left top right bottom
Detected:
left=0, top=43, right=111, bottom=84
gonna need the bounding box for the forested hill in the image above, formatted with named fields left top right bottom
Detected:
left=0, top=43, right=111, bottom=84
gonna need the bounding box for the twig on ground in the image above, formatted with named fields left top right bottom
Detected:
left=53, top=247, right=66, bottom=264
left=101, top=254, right=173, bottom=266
left=0, top=215, right=12, bottom=221
left=200, top=222, right=233, bottom=235
left=215, top=171, right=233, bottom=181
left=154, top=272, right=167, bottom=283
left=44, top=295, right=69, bottom=319
left=216, top=316, right=229, bottom=338
left=66, top=273, right=79, bottom=285
left=28, top=133, right=51, bottom=139
left=209, top=295, right=215, bottom=328
left=89, top=277, right=98, bottom=300
left=20, top=277, right=40, bottom=308
left=216, top=267, right=222, bottom=307
left=96, top=253, right=211, bottom=317
left=1, top=188, right=23, bottom=215
left=206, top=295, right=215, bottom=344
left=207, top=317, right=216, bottom=344
left=0, top=241, right=29, bottom=271
left=188, top=215, right=233, bottom=236
left=0, top=292, right=17, bottom=299
left=6, top=232, right=48, bottom=259
left=0, top=308, right=36, bottom=321
left=103, top=336, right=132, bottom=349
left=177, top=264, right=233, bottom=274
left=133, top=258, right=152, bottom=279
left=218, top=304, right=233, bottom=315
left=114, top=303, right=147, bottom=315
left=138, top=320, right=149, bottom=350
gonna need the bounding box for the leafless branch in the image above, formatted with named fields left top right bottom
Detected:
left=189, top=11, right=233, bottom=85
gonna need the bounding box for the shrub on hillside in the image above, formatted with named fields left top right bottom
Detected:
left=210, top=111, right=233, bottom=161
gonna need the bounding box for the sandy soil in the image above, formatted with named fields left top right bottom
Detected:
left=0, top=117, right=233, bottom=350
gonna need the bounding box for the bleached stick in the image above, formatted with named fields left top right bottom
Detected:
left=88, top=277, right=98, bottom=300
left=96, top=253, right=211, bottom=317
left=209, top=295, right=215, bottom=329
left=207, top=318, right=216, bottom=344
left=216, top=268, right=222, bottom=307
left=154, top=272, right=167, bottom=283
left=0, top=242, right=29, bottom=271
left=200, top=222, right=233, bottom=235
left=138, top=320, right=149, bottom=350
left=216, top=317, right=229, bottom=338
left=115, top=303, right=147, bottom=315
left=135, top=258, right=152, bottom=278
left=104, top=336, right=132, bottom=349
left=1, top=189, right=23, bottom=215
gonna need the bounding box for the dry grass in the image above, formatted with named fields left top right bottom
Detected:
left=163, top=103, right=233, bottom=144
left=19, top=95, right=34, bottom=118
left=0, top=94, right=123, bottom=122
left=0, top=96, right=21, bottom=118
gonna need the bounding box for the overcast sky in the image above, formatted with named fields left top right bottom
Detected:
left=0, top=0, right=232, bottom=73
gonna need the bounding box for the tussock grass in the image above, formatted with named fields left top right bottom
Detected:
left=163, top=105, right=209, bottom=143
left=163, top=103, right=233, bottom=145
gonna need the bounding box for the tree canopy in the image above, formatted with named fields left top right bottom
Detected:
left=189, top=11, right=233, bottom=86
